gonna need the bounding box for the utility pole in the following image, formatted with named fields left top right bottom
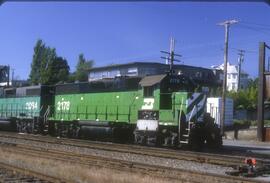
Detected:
left=161, top=37, right=182, bottom=73
left=237, top=49, right=245, bottom=91
left=7, top=65, right=10, bottom=88
left=218, top=19, right=238, bottom=135
left=268, top=57, right=270, bottom=72
left=11, top=68, right=15, bottom=87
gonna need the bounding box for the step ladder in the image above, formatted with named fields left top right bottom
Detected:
left=179, top=121, right=194, bottom=144
left=179, top=104, right=197, bottom=145
left=42, top=106, right=51, bottom=134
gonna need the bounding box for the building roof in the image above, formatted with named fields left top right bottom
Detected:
left=212, top=62, right=248, bottom=75
left=89, top=61, right=212, bottom=72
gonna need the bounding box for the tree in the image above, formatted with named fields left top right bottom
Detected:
left=39, top=47, right=57, bottom=84
left=209, top=86, right=222, bottom=97
left=29, top=39, right=70, bottom=85
left=46, top=56, right=70, bottom=84
left=67, top=73, right=76, bottom=83
left=75, top=53, right=94, bottom=82
left=29, top=39, right=46, bottom=85
left=227, top=78, right=258, bottom=110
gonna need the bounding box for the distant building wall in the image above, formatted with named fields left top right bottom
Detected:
left=211, top=62, right=249, bottom=91
left=234, top=109, right=270, bottom=121
left=89, top=62, right=220, bottom=87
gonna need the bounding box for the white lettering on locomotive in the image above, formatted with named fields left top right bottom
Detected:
left=25, top=101, right=38, bottom=110
left=141, top=98, right=154, bottom=110
left=169, top=78, right=181, bottom=84
left=57, top=101, right=70, bottom=111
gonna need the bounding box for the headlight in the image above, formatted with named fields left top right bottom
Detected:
left=138, top=110, right=159, bottom=120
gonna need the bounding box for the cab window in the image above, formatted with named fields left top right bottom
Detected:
left=143, top=86, right=154, bottom=97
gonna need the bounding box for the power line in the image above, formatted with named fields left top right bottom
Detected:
left=239, top=24, right=270, bottom=32
left=240, top=21, right=270, bottom=29
left=230, top=47, right=256, bottom=54
left=236, top=24, right=270, bottom=36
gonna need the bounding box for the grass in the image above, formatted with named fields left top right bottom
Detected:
left=0, top=147, right=180, bottom=183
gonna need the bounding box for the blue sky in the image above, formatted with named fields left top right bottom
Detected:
left=0, top=2, right=269, bottom=79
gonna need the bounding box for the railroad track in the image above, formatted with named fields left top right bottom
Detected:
left=0, top=161, right=62, bottom=182
left=0, top=132, right=269, bottom=182
left=0, top=141, right=264, bottom=183
left=0, top=132, right=269, bottom=168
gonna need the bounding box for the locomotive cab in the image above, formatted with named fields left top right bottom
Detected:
left=134, top=73, right=196, bottom=146
left=134, top=73, right=221, bottom=149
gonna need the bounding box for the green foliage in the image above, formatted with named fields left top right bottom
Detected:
left=29, top=39, right=45, bottom=85
left=233, top=120, right=270, bottom=127
left=209, top=87, right=222, bottom=97
left=67, top=73, right=76, bottom=83
left=75, top=54, right=94, bottom=82
left=29, top=39, right=70, bottom=85
left=227, top=78, right=258, bottom=110
left=48, top=56, right=70, bottom=84
left=233, top=119, right=251, bottom=126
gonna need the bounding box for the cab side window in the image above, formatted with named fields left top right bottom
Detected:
left=143, top=86, right=154, bottom=97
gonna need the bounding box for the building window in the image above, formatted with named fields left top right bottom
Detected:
left=228, top=74, right=231, bottom=79
left=195, top=72, right=202, bottom=78
left=232, top=83, right=236, bottom=90
left=127, top=67, right=138, bottom=76
left=233, top=74, right=237, bottom=79
left=102, top=71, right=107, bottom=77
left=116, top=70, right=121, bottom=77
left=220, top=74, right=223, bottom=81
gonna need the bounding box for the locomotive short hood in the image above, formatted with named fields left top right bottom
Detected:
left=139, top=74, right=166, bottom=87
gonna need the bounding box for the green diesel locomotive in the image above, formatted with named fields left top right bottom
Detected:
left=0, top=73, right=222, bottom=149
left=0, top=85, right=53, bottom=133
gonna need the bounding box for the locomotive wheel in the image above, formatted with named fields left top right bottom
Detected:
left=188, top=125, right=204, bottom=151
left=206, top=127, right=222, bottom=148
left=203, top=114, right=223, bottom=149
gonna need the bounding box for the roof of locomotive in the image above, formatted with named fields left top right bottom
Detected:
left=54, top=76, right=142, bottom=95
left=139, top=74, right=166, bottom=87
left=0, top=85, right=52, bottom=98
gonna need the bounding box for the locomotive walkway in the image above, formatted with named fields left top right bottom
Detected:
left=0, top=132, right=269, bottom=182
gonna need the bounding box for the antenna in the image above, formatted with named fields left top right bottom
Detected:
left=161, top=37, right=182, bottom=73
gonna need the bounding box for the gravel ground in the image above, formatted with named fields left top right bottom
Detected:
left=0, top=135, right=234, bottom=176
left=0, top=166, right=52, bottom=182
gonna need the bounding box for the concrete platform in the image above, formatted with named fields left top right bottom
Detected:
left=223, top=139, right=270, bottom=157
left=225, top=127, right=258, bottom=141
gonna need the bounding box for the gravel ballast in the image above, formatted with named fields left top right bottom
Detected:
left=0, top=135, right=234, bottom=176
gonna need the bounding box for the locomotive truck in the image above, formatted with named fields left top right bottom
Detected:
left=0, top=72, right=222, bottom=149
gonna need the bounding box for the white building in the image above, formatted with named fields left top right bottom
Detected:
left=211, top=62, right=249, bottom=91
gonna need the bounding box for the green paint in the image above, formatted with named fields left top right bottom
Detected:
left=52, top=90, right=143, bottom=123
left=0, top=97, right=40, bottom=118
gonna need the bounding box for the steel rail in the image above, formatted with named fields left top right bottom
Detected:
left=0, top=143, right=265, bottom=183
left=0, top=161, right=64, bottom=182
left=0, top=132, right=269, bottom=168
